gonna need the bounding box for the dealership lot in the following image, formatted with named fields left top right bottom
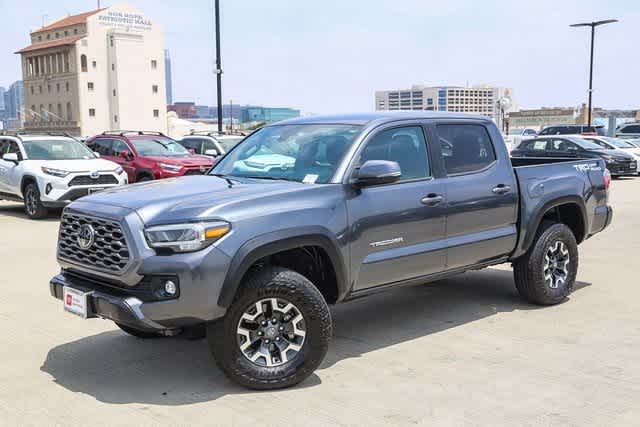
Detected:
left=0, top=179, right=638, bottom=426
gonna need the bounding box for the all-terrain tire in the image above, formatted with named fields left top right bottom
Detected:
left=115, top=322, right=164, bottom=339
left=208, top=266, right=332, bottom=390
left=23, top=182, right=48, bottom=219
left=513, top=222, right=578, bottom=305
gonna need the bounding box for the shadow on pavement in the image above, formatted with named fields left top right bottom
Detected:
left=40, top=268, right=590, bottom=405
left=0, top=202, right=62, bottom=222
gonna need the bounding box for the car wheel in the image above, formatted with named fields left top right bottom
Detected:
left=137, top=175, right=153, bottom=182
left=208, top=266, right=332, bottom=390
left=513, top=222, right=578, bottom=305
left=23, top=182, right=48, bottom=219
left=115, top=322, right=164, bottom=339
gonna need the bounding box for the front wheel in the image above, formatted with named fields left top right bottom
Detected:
left=23, top=183, right=48, bottom=219
left=208, top=267, right=332, bottom=390
left=513, top=223, right=579, bottom=305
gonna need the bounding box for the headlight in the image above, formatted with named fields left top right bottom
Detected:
left=159, top=163, right=182, bottom=173
left=145, top=221, right=230, bottom=253
left=41, top=166, right=70, bottom=177
left=601, top=155, right=614, bottom=163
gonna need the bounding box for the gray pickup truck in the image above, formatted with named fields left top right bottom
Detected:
left=50, top=112, right=612, bottom=389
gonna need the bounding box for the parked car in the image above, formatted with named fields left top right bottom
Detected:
left=539, top=124, right=605, bottom=136
left=50, top=112, right=612, bottom=390
left=511, top=136, right=637, bottom=177
left=0, top=132, right=127, bottom=219
left=86, top=131, right=214, bottom=183
left=504, top=127, right=537, bottom=150
left=615, top=122, right=640, bottom=140
left=179, top=131, right=245, bottom=159
left=580, top=135, right=640, bottom=169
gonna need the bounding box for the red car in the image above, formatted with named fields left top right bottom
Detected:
left=86, top=131, right=213, bottom=183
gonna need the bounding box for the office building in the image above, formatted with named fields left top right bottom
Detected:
left=16, top=4, right=167, bottom=136
left=2, top=81, right=25, bottom=129
left=375, top=85, right=514, bottom=120
left=164, top=49, right=173, bottom=105
left=240, top=107, right=300, bottom=124
left=0, top=87, right=5, bottom=113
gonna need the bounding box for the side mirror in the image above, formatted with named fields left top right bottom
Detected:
left=93, top=151, right=101, bottom=158
left=119, top=150, right=132, bottom=160
left=353, top=160, right=401, bottom=187
left=2, top=153, right=19, bottom=164
left=205, top=149, right=220, bottom=157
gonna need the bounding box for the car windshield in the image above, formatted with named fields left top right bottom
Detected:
left=211, top=124, right=361, bottom=183
left=131, top=138, right=190, bottom=156
left=217, top=136, right=244, bottom=152
left=600, top=137, right=635, bottom=149
left=23, top=139, right=96, bottom=160
left=508, top=128, right=525, bottom=135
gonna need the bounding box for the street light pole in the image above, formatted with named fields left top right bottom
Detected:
left=570, top=19, right=618, bottom=127
left=214, top=0, right=223, bottom=132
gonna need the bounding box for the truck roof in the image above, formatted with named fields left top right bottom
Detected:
left=275, top=111, right=492, bottom=126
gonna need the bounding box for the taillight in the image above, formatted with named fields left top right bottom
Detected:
left=604, top=169, right=611, bottom=190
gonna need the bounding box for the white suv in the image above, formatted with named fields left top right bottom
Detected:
left=0, top=133, right=128, bottom=219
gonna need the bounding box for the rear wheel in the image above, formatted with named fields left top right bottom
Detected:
left=208, top=266, right=332, bottom=390
left=137, top=175, right=153, bottom=182
left=23, top=182, right=48, bottom=219
left=513, top=222, right=578, bottom=305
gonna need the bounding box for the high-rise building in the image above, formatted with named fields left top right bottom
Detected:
left=0, top=87, right=6, bottom=113
left=375, top=85, right=515, bottom=121
left=164, top=49, right=173, bottom=105
left=16, top=4, right=167, bottom=136
left=2, top=81, right=25, bottom=128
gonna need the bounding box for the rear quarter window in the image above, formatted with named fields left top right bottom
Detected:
left=437, top=124, right=497, bottom=175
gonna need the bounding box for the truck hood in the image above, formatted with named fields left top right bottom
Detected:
left=31, top=158, right=120, bottom=172
left=142, top=155, right=213, bottom=167
left=79, top=175, right=321, bottom=224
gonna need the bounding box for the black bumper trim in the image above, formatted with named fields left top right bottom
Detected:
left=50, top=273, right=166, bottom=331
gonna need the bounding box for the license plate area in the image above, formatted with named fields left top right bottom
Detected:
left=63, top=286, right=92, bottom=318
left=88, top=187, right=106, bottom=195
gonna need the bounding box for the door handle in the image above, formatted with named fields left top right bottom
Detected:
left=492, top=185, right=511, bottom=195
left=421, top=194, right=444, bottom=206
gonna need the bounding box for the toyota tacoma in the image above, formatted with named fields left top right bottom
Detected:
left=49, top=112, right=612, bottom=389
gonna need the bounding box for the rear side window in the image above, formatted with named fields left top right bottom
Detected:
left=437, top=124, right=496, bottom=175
left=90, top=138, right=113, bottom=156
left=621, top=124, right=640, bottom=134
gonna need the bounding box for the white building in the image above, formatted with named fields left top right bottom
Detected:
left=17, top=4, right=167, bottom=136
left=375, top=85, right=516, bottom=122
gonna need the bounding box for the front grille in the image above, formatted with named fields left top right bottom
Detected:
left=68, top=175, right=119, bottom=186
left=58, top=212, right=131, bottom=273
left=184, top=169, right=206, bottom=176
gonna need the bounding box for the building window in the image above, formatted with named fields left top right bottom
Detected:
left=38, top=36, right=42, bottom=42
left=47, top=84, right=51, bottom=93
left=67, top=102, right=72, bottom=120
left=57, top=103, right=62, bottom=118
left=89, top=108, right=96, bottom=117
left=46, top=34, right=51, bottom=40
left=92, top=60, right=96, bottom=68
left=56, top=83, right=60, bottom=93
left=64, top=30, right=68, bottom=36
left=74, top=29, right=78, bottom=35
left=151, top=60, right=157, bottom=69
left=30, top=86, right=34, bottom=95
left=66, top=82, right=70, bottom=92
left=153, top=109, right=159, bottom=118
left=38, top=85, right=42, bottom=94
left=80, top=54, right=88, bottom=72
left=152, top=85, right=158, bottom=94
left=88, top=82, right=94, bottom=91
left=110, top=38, right=114, bottom=47
left=114, top=115, right=118, bottom=123
left=111, top=64, right=115, bottom=71
left=55, top=32, right=60, bottom=38
left=113, top=89, right=116, bottom=97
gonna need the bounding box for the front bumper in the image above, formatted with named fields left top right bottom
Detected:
left=606, top=161, right=637, bottom=176
left=39, top=173, right=127, bottom=206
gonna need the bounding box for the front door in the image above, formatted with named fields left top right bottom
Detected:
left=347, top=124, right=447, bottom=290
left=435, top=123, right=518, bottom=270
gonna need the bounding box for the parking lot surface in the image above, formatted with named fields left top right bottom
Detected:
left=0, top=179, right=638, bottom=426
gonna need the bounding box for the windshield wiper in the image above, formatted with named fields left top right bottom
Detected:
left=210, top=173, right=236, bottom=187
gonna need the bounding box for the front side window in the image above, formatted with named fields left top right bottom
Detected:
left=437, top=124, right=496, bottom=175
left=130, top=138, right=190, bottom=156
left=23, top=139, right=95, bottom=160
left=359, top=126, right=430, bottom=181
left=548, top=139, right=579, bottom=152
left=211, top=124, right=361, bottom=184
left=90, top=139, right=113, bottom=156
left=621, top=124, right=640, bottom=134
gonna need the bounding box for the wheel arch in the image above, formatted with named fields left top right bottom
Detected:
left=218, top=228, right=348, bottom=308
left=20, top=174, right=39, bottom=195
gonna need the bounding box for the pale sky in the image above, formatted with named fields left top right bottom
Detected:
left=1, top=0, right=638, bottom=113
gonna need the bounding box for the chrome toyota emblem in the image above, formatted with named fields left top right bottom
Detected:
left=90, top=170, right=100, bottom=179
left=77, top=224, right=95, bottom=250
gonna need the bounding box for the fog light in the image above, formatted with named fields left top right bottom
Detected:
left=164, top=280, right=177, bottom=295
left=45, top=183, right=52, bottom=195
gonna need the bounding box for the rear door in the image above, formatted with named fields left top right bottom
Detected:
left=435, top=122, right=518, bottom=270
left=347, top=123, right=447, bottom=290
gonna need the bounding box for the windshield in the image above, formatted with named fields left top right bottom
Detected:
left=23, top=139, right=96, bottom=160
left=600, top=137, right=635, bottom=149
left=217, top=136, right=244, bottom=152
left=131, top=138, right=190, bottom=156
left=211, top=124, right=361, bottom=183
left=575, top=138, right=608, bottom=150
left=508, top=128, right=524, bottom=135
